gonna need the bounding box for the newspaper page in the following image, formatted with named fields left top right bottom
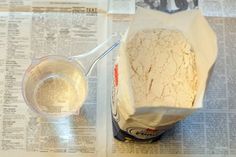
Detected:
left=108, top=0, right=135, bottom=14
left=0, top=0, right=109, bottom=157
left=199, top=0, right=236, bottom=17
left=0, top=0, right=236, bottom=157
left=106, top=0, right=236, bottom=157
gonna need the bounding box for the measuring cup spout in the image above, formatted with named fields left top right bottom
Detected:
left=71, top=34, right=121, bottom=76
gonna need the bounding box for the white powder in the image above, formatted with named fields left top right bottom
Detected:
left=24, top=58, right=87, bottom=115
left=126, top=29, right=198, bottom=108
left=35, top=77, right=78, bottom=113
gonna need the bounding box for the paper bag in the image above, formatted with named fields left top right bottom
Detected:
left=111, top=7, right=217, bottom=142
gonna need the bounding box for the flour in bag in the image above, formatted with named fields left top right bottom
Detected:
left=126, top=29, right=198, bottom=108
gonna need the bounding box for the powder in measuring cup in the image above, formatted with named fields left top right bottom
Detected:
left=23, top=57, right=88, bottom=116
left=35, top=77, right=78, bottom=113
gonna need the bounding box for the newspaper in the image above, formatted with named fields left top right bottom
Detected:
left=106, top=0, right=236, bottom=157
left=0, top=1, right=108, bottom=157
left=0, top=0, right=236, bottom=157
left=108, top=0, right=135, bottom=14
left=136, top=0, right=199, bottom=13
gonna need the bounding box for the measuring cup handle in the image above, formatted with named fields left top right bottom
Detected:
left=71, top=33, right=121, bottom=76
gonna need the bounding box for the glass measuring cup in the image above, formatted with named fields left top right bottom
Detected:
left=22, top=35, right=120, bottom=117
